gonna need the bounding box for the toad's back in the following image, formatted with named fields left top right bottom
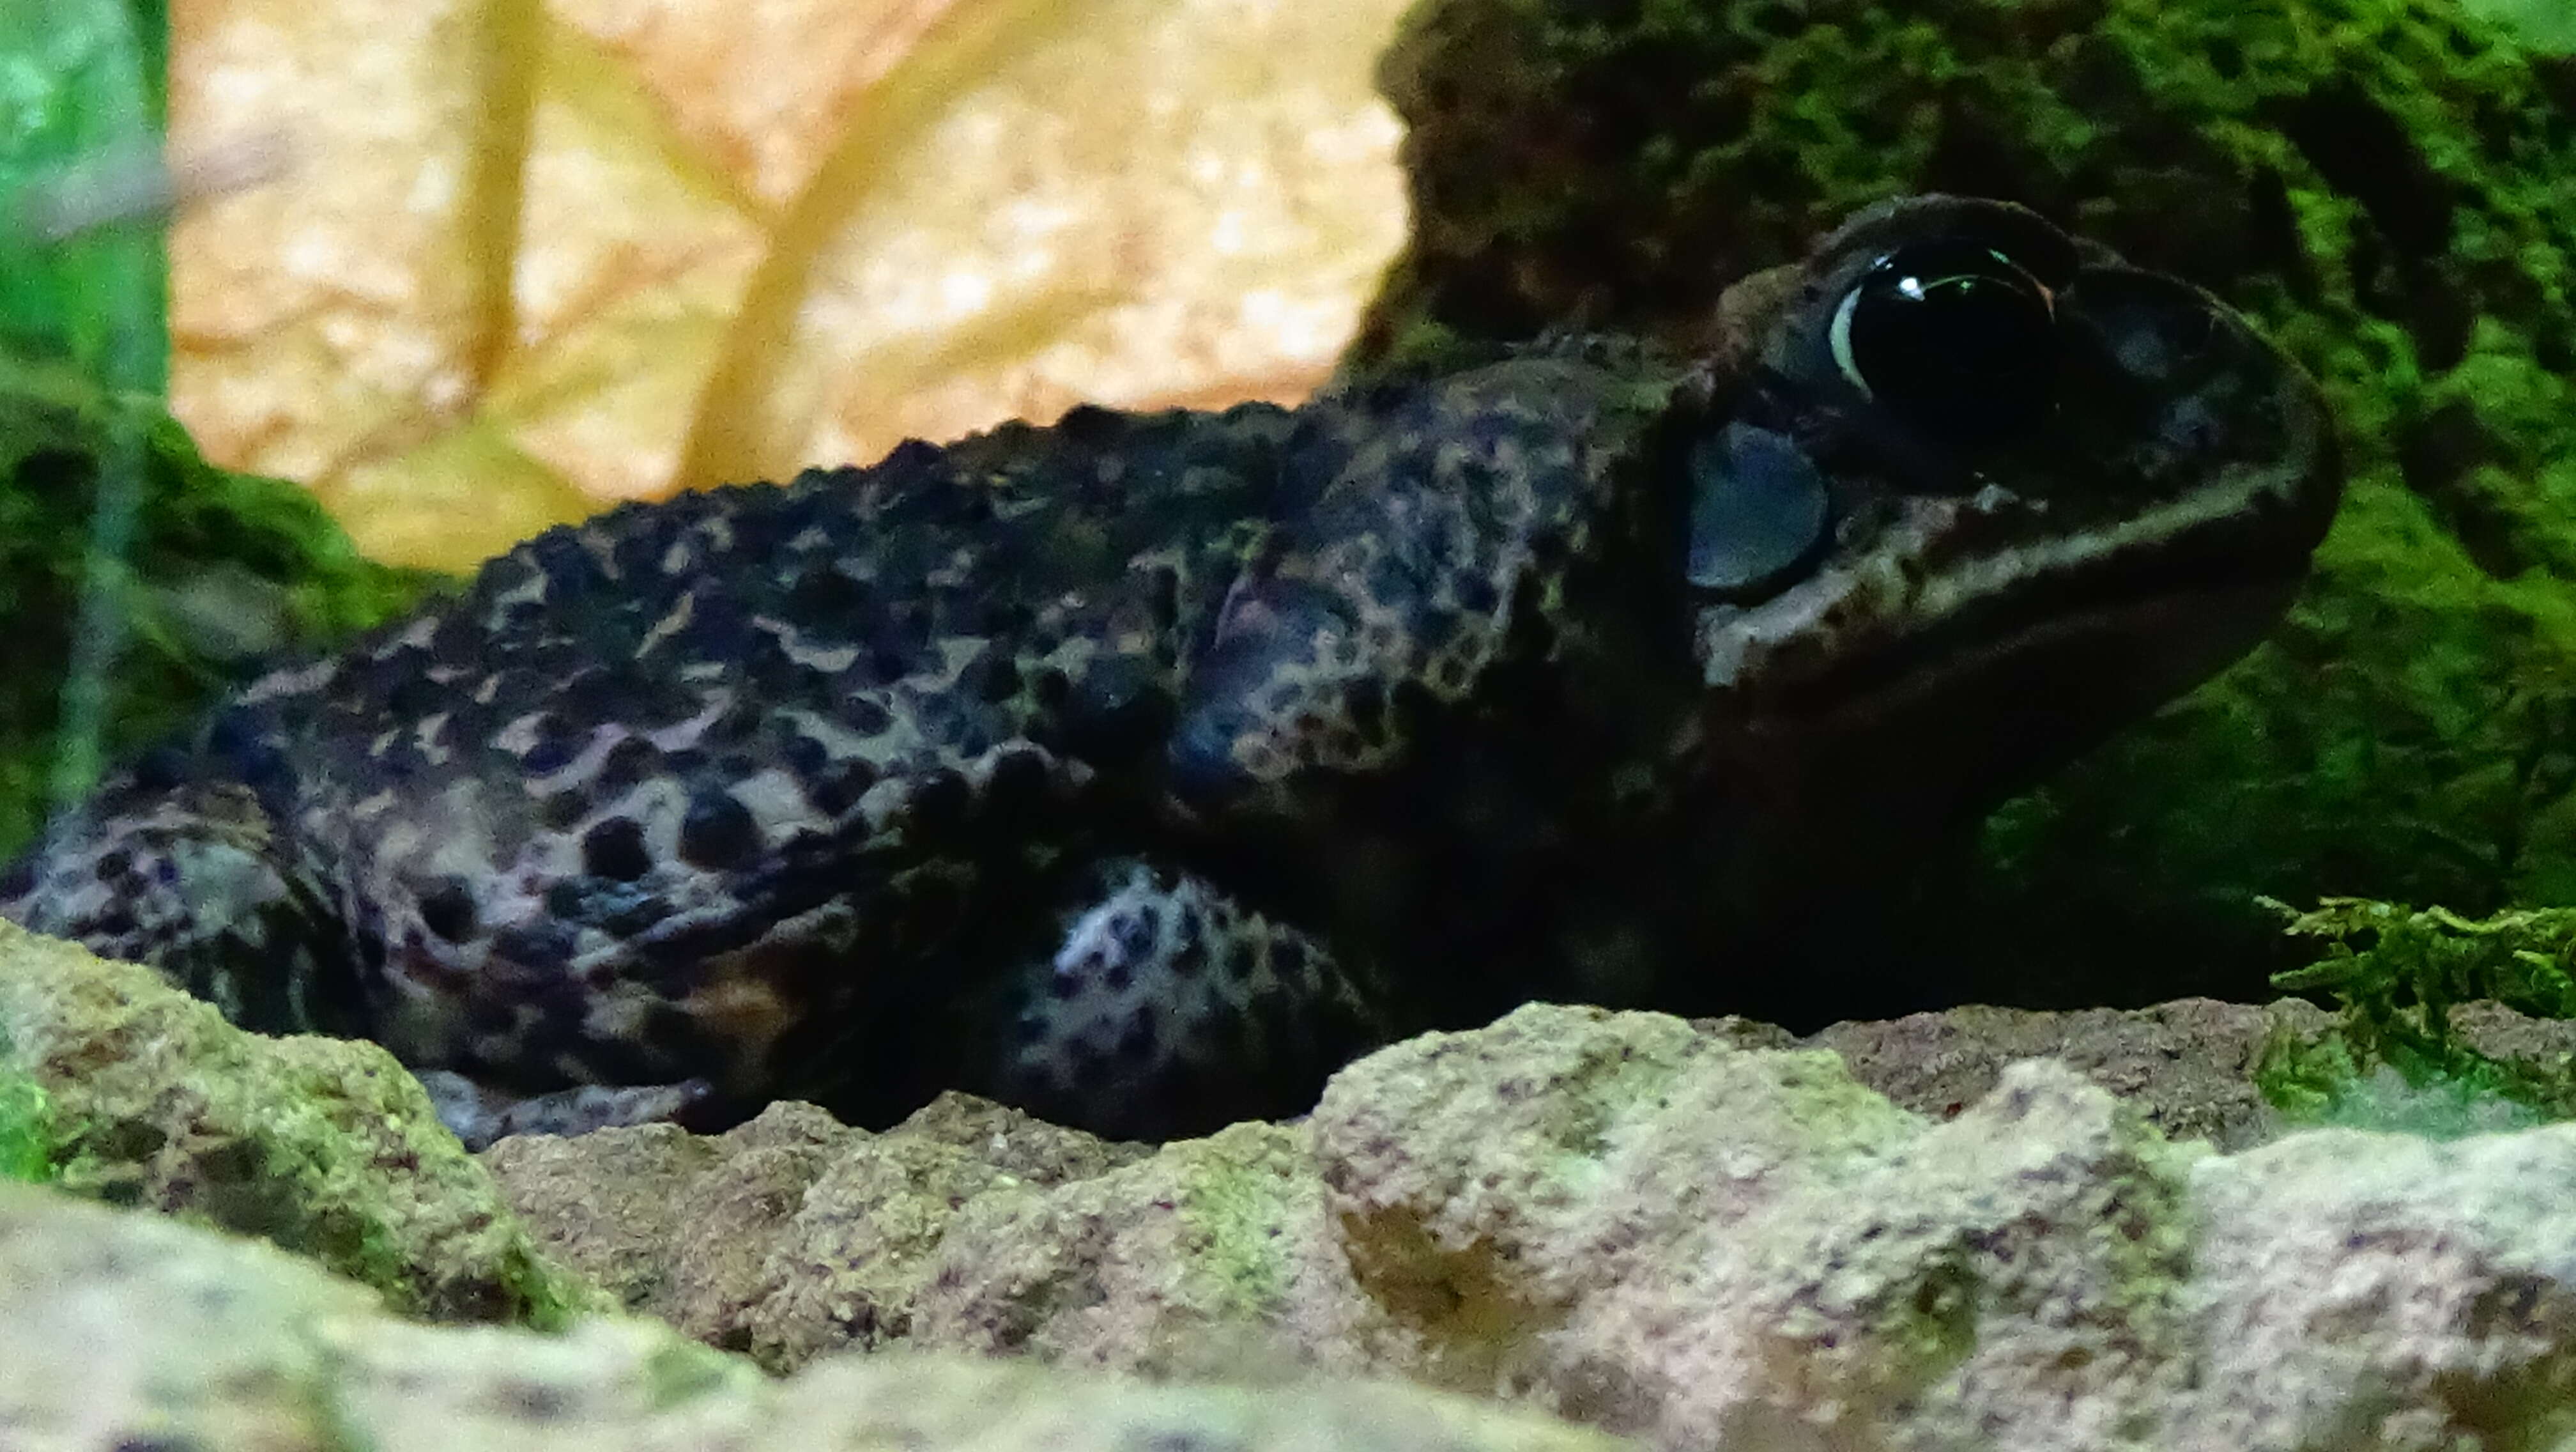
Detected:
left=28, top=401, right=1307, bottom=1106
left=4, top=354, right=1674, bottom=1141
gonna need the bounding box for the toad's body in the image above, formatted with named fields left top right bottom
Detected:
left=1, top=199, right=2340, bottom=1144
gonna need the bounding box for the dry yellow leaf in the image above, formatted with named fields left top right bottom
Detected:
left=167, top=0, right=1412, bottom=571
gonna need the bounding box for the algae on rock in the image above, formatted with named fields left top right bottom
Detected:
left=0, top=920, right=608, bottom=1325
left=0, top=1063, right=52, bottom=1184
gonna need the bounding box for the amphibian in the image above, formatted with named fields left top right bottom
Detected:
left=0, top=197, right=2340, bottom=1146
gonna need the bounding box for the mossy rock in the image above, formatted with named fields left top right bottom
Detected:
left=1346, top=0, right=2576, bottom=1014
left=0, top=920, right=610, bottom=1324
left=0, top=361, right=431, bottom=861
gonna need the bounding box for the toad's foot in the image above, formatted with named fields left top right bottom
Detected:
left=416, top=1072, right=720, bottom=1150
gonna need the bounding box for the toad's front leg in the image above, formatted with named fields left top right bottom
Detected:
left=950, top=854, right=1391, bottom=1141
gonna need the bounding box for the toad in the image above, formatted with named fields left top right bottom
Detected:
left=1, top=197, right=2340, bottom=1145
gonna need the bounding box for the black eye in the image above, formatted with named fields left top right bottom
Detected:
left=1828, top=239, right=2058, bottom=445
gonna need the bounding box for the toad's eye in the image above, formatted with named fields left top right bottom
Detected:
left=1827, top=239, right=2058, bottom=446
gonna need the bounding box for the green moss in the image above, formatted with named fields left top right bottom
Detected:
left=0, top=363, right=436, bottom=860
left=0, top=1070, right=54, bottom=1184
left=2464, top=0, right=2576, bottom=50
left=1352, top=0, right=2576, bottom=1012
left=1172, top=1125, right=1307, bottom=1317
left=503, top=1239, right=600, bottom=1334
left=0, top=1023, right=54, bottom=1185
left=643, top=1339, right=757, bottom=1407
left=33, top=1101, right=604, bottom=1325
left=2255, top=898, right=2576, bottom=1129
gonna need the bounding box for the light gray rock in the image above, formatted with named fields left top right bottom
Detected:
left=2179, top=1126, right=2576, bottom=1447
left=1311, top=1003, right=2576, bottom=1451
left=0, top=1178, right=1633, bottom=1452
left=470, top=999, right=2576, bottom=1449
left=22, top=893, right=2576, bottom=1451
left=1311, top=1006, right=2203, bottom=1445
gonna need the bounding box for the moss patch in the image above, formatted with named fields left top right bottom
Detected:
left=0, top=1069, right=54, bottom=1184
left=0, top=364, right=434, bottom=860
left=2256, top=898, right=2576, bottom=1129
left=1171, top=1124, right=1310, bottom=1317
left=0, top=923, right=610, bottom=1326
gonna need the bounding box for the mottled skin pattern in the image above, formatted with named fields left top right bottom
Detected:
left=1, top=198, right=2340, bottom=1145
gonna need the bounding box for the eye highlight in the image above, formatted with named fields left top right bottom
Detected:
left=1826, top=239, right=2059, bottom=446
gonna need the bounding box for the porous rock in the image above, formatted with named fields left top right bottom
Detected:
left=484, top=1090, right=1161, bottom=1368
left=484, top=996, right=2345, bottom=1371
left=1815, top=996, right=2576, bottom=1150
left=0, top=1177, right=1625, bottom=1452
left=1803, top=996, right=2328, bottom=1150
left=1311, top=1004, right=2204, bottom=1442
left=1314, top=1003, right=2576, bottom=1448
left=488, top=1088, right=1377, bottom=1379
left=484, top=1002, right=2576, bottom=1449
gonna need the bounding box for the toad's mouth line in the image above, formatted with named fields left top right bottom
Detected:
left=1715, top=555, right=2313, bottom=745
